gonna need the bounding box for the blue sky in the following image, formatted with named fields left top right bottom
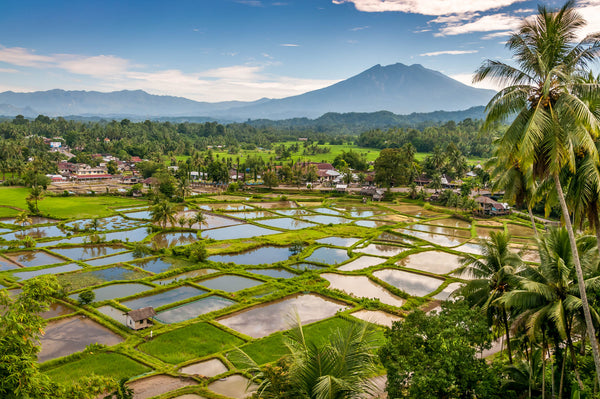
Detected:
left=0, top=0, right=598, bottom=101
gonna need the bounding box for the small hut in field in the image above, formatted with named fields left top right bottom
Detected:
left=126, top=307, right=156, bottom=330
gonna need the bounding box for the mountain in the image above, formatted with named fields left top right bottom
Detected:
left=0, top=63, right=495, bottom=120
left=218, top=63, right=495, bottom=119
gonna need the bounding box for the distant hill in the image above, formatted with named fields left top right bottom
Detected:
left=0, top=63, right=494, bottom=120
left=246, top=107, right=486, bottom=133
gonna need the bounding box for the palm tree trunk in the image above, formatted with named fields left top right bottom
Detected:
left=554, top=173, right=600, bottom=383
left=567, top=333, right=585, bottom=390
left=528, top=205, right=539, bottom=235
left=502, top=307, right=513, bottom=364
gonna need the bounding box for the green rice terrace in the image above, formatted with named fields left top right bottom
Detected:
left=0, top=189, right=538, bottom=398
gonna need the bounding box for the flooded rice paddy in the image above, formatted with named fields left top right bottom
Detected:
left=0, top=194, right=544, bottom=387
left=218, top=293, right=349, bottom=338
left=207, top=374, right=257, bottom=399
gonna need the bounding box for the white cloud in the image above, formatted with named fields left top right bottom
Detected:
left=0, top=44, right=336, bottom=101
left=236, top=0, right=263, bottom=6
left=577, top=4, right=600, bottom=39
left=280, top=43, right=300, bottom=47
left=0, top=68, right=19, bottom=73
left=436, top=13, right=522, bottom=36
left=350, top=25, right=369, bottom=31
left=481, top=31, right=512, bottom=40
left=419, top=50, right=478, bottom=56
left=450, top=73, right=505, bottom=91
left=331, top=0, right=526, bottom=15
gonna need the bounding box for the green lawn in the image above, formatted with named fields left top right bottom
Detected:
left=44, top=352, right=151, bottom=385
left=39, top=196, right=146, bottom=219
left=0, top=187, right=30, bottom=210
left=0, top=207, right=21, bottom=217
left=227, top=317, right=386, bottom=367
left=139, top=322, right=244, bottom=364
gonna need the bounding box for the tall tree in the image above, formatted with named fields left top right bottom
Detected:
left=151, top=200, right=176, bottom=229
left=474, top=0, right=600, bottom=378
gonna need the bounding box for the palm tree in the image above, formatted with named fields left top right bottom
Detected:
left=27, top=185, right=44, bottom=214
left=456, top=231, right=522, bottom=364
left=14, top=211, right=32, bottom=228
left=177, top=215, right=187, bottom=229
left=474, top=1, right=600, bottom=378
left=192, top=212, right=208, bottom=231
left=150, top=200, right=176, bottom=229
left=502, top=228, right=600, bottom=393
left=238, top=317, right=379, bottom=399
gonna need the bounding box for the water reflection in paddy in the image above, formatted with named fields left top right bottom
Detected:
left=376, top=232, right=412, bottom=244
left=51, top=245, right=126, bottom=261
left=209, top=246, right=291, bottom=265
left=433, top=282, right=463, bottom=300
left=397, top=251, right=462, bottom=274
left=40, top=303, right=74, bottom=319
left=122, top=286, right=206, bottom=310
left=248, top=201, right=297, bottom=209
left=1, top=225, right=67, bottom=241
left=38, top=316, right=124, bottom=362
left=123, top=210, right=152, bottom=220
left=13, top=263, right=81, bottom=281
left=335, top=207, right=387, bottom=218
left=224, top=211, right=274, bottom=219
left=310, top=207, right=341, bottom=215
left=199, top=203, right=252, bottom=211
left=305, top=247, right=350, bottom=265
left=315, top=237, right=360, bottom=247
left=152, top=232, right=198, bottom=249
left=0, top=256, right=19, bottom=271
left=201, top=224, right=279, bottom=240
left=396, top=229, right=467, bottom=246
left=408, top=224, right=471, bottom=238
left=173, top=212, right=241, bottom=230
left=85, top=251, right=147, bottom=267
left=247, top=268, right=297, bottom=279
left=425, top=218, right=471, bottom=229
left=7, top=251, right=65, bottom=267
left=180, top=358, right=228, bottom=377
left=198, top=275, right=263, bottom=292
left=218, top=294, right=349, bottom=338
left=337, top=256, right=386, bottom=271
left=354, top=220, right=393, bottom=228
left=289, top=263, right=326, bottom=271
left=155, top=269, right=218, bottom=285
left=37, top=235, right=87, bottom=247
left=274, top=209, right=313, bottom=217
left=301, top=215, right=352, bottom=225
left=373, top=269, right=445, bottom=297
left=256, top=218, right=317, bottom=230
left=68, top=283, right=153, bottom=302
left=1, top=216, right=58, bottom=225
left=155, top=295, right=235, bottom=324
left=351, top=309, right=401, bottom=328
left=354, top=244, right=406, bottom=257
left=454, top=242, right=484, bottom=255
left=103, top=227, right=149, bottom=242
left=65, top=216, right=143, bottom=231
left=132, top=257, right=183, bottom=274
left=321, top=273, right=405, bottom=307
left=386, top=204, right=443, bottom=218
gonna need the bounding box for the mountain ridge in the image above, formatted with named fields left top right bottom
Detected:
left=0, top=62, right=494, bottom=120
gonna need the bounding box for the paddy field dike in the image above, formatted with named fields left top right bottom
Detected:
left=0, top=187, right=538, bottom=399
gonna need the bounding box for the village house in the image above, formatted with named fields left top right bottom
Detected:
left=474, top=196, right=511, bottom=217
left=125, top=307, right=156, bottom=330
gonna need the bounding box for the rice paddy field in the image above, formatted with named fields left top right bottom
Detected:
left=0, top=188, right=537, bottom=398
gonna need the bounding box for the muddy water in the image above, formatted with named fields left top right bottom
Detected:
left=7, top=251, right=66, bottom=267
left=354, top=244, right=406, bottom=257
left=315, top=237, right=361, bottom=247
left=197, top=275, right=263, bottom=292
left=454, top=242, right=484, bottom=255
left=207, top=374, right=257, bottom=399
left=179, top=358, right=228, bottom=377
left=354, top=220, right=394, bottom=228
left=217, top=293, right=349, bottom=338
left=40, top=303, right=74, bottom=319
left=38, top=316, right=123, bottom=362
left=321, top=273, right=405, bottom=307
left=425, top=218, right=471, bottom=229
left=351, top=309, right=401, bottom=328
left=128, top=375, right=197, bottom=399
left=96, top=305, right=127, bottom=325
left=337, top=256, right=386, bottom=271
left=397, top=251, right=462, bottom=274
left=433, top=282, right=463, bottom=300
left=396, top=229, right=467, bottom=247
left=373, top=269, right=444, bottom=297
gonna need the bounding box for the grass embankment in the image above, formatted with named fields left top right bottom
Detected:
left=138, top=322, right=244, bottom=364
left=44, top=353, right=151, bottom=384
